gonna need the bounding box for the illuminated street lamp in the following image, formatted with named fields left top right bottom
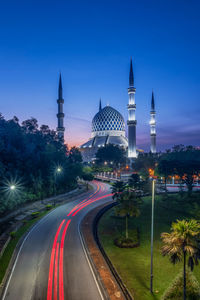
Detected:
left=54, top=166, right=62, bottom=206
left=10, top=185, right=16, bottom=190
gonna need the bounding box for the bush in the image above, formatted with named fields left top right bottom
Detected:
left=46, top=204, right=53, bottom=210
left=161, top=270, right=200, bottom=300
left=114, top=229, right=139, bottom=248
left=22, top=219, right=27, bottom=225
left=31, top=211, right=40, bottom=218
left=10, top=231, right=17, bottom=239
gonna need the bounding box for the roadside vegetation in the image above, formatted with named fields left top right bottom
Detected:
left=0, top=114, right=84, bottom=216
left=97, top=144, right=200, bottom=300
left=98, top=192, right=200, bottom=300
left=0, top=207, right=54, bottom=284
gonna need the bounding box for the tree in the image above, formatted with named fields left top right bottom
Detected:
left=95, top=144, right=126, bottom=168
left=161, top=219, right=200, bottom=300
left=157, top=146, right=200, bottom=195
left=111, top=181, right=126, bottom=201
left=0, top=114, right=84, bottom=215
left=115, top=190, right=141, bottom=238
left=133, top=153, right=157, bottom=179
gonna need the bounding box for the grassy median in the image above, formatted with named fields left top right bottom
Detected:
left=98, top=194, right=200, bottom=300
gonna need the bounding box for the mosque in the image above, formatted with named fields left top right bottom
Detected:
left=56, top=59, right=157, bottom=162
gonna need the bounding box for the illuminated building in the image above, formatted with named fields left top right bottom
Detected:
left=150, top=91, right=156, bottom=153
left=127, top=58, right=137, bottom=158
left=80, top=100, right=128, bottom=162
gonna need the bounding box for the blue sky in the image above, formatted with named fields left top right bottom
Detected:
left=0, top=0, right=199, bottom=150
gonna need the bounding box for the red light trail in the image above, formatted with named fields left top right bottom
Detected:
left=47, top=181, right=111, bottom=300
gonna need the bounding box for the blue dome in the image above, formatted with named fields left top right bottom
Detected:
left=92, top=106, right=125, bottom=135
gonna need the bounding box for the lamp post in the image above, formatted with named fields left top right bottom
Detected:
left=150, top=178, right=155, bottom=293
left=54, top=167, right=62, bottom=206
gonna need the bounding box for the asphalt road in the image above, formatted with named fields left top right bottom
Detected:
left=2, top=181, right=113, bottom=300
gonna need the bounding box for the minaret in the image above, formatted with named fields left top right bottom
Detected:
left=57, top=74, right=65, bottom=141
left=127, top=58, right=137, bottom=158
left=150, top=91, right=156, bottom=153
left=99, top=98, right=102, bottom=111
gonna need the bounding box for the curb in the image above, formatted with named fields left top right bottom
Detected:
left=78, top=223, right=110, bottom=300
left=93, top=203, right=134, bottom=300
left=81, top=201, right=134, bottom=300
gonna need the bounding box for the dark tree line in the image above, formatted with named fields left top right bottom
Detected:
left=156, top=145, right=200, bottom=194
left=0, top=114, right=83, bottom=215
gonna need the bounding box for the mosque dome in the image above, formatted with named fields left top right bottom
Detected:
left=91, top=106, right=125, bottom=137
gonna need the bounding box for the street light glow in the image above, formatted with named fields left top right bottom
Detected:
left=10, top=185, right=16, bottom=190
left=57, top=167, right=62, bottom=173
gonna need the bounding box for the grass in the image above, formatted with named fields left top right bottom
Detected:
left=98, top=192, right=200, bottom=300
left=0, top=208, right=54, bottom=284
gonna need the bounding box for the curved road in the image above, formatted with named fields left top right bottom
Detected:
left=2, top=181, right=113, bottom=300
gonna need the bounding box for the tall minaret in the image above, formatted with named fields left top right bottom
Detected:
left=127, top=58, right=137, bottom=158
left=150, top=91, right=156, bottom=153
left=57, top=74, right=65, bottom=141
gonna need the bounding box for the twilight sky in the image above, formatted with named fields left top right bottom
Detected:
left=0, top=0, right=200, bottom=151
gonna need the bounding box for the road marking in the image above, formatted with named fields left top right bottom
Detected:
left=2, top=208, right=61, bottom=300
left=78, top=222, right=105, bottom=300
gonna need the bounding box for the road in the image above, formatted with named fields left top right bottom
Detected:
left=2, top=181, right=113, bottom=300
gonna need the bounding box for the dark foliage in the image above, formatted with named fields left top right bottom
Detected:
left=0, top=115, right=83, bottom=215
left=95, top=144, right=126, bottom=167
left=157, top=145, right=200, bottom=194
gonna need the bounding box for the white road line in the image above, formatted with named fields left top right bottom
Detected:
left=78, top=221, right=105, bottom=300
left=2, top=208, right=57, bottom=300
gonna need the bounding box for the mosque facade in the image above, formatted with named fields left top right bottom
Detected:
left=56, top=60, right=157, bottom=161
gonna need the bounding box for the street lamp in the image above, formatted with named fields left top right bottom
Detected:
left=54, top=166, right=62, bottom=206
left=150, top=178, right=155, bottom=293
left=10, top=185, right=16, bottom=190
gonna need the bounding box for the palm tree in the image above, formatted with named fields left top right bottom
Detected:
left=111, top=181, right=126, bottom=201
left=115, top=190, right=141, bottom=238
left=128, top=173, right=141, bottom=190
left=161, top=219, right=200, bottom=300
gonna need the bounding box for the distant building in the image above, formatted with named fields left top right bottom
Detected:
left=56, top=60, right=157, bottom=160
left=80, top=102, right=128, bottom=162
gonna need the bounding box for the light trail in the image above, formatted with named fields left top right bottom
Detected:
left=54, top=243, right=59, bottom=300
left=47, top=219, right=65, bottom=300
left=72, top=194, right=112, bottom=217
left=47, top=181, right=111, bottom=300
left=59, top=219, right=71, bottom=300
left=67, top=181, right=101, bottom=217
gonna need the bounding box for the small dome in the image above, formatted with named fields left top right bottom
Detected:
left=92, top=106, right=125, bottom=137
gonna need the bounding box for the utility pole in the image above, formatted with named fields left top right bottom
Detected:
left=150, top=179, right=155, bottom=293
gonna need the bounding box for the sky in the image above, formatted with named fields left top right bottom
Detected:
left=0, top=0, right=199, bottom=151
